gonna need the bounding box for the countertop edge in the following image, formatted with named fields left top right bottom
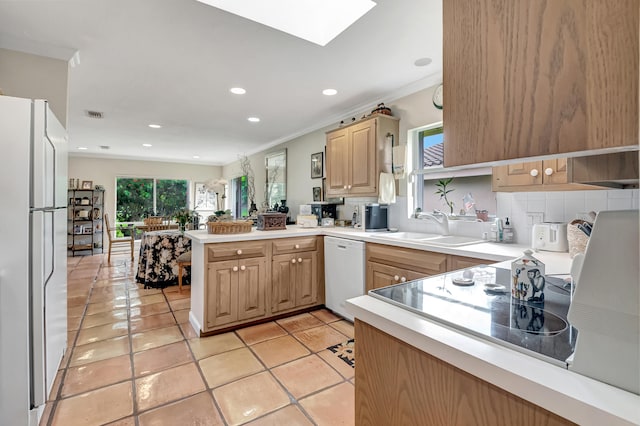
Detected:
left=346, top=295, right=640, bottom=426
left=186, top=226, right=571, bottom=269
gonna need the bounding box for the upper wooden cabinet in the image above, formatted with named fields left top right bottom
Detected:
left=443, top=0, right=639, bottom=166
left=492, top=152, right=639, bottom=191
left=326, top=115, right=399, bottom=198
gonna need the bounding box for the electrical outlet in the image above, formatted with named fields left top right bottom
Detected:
left=527, top=212, right=544, bottom=225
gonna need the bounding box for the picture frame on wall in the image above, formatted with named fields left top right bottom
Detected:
left=81, top=180, right=93, bottom=189
left=69, top=178, right=77, bottom=189
left=311, top=152, right=323, bottom=179
left=312, top=186, right=322, bottom=202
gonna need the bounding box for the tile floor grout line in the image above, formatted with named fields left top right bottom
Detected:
left=123, top=257, right=143, bottom=426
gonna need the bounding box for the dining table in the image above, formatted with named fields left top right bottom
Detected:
left=136, top=230, right=191, bottom=288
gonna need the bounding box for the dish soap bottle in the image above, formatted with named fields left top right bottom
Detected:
left=503, top=217, right=514, bottom=243
left=511, top=249, right=545, bottom=303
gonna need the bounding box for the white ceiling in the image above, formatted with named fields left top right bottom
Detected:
left=0, top=0, right=443, bottom=166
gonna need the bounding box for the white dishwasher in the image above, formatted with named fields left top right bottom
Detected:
left=324, top=236, right=365, bottom=321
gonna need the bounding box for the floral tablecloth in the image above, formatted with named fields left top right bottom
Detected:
left=136, top=230, right=191, bottom=288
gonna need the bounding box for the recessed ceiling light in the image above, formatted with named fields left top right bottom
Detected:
left=247, top=117, right=260, bottom=123
left=142, top=143, right=153, bottom=147
left=148, top=124, right=162, bottom=129
left=77, top=146, right=88, bottom=150
left=195, top=0, right=376, bottom=46
left=414, top=57, right=432, bottom=67
left=230, top=87, right=246, bottom=95
left=322, top=89, right=338, bottom=96
left=193, top=155, right=200, bottom=159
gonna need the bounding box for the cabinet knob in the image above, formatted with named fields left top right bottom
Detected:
left=291, top=259, right=296, bottom=264
left=298, top=257, right=302, bottom=263
left=393, top=275, right=400, bottom=281
left=400, top=277, right=407, bottom=282
left=240, top=265, right=246, bottom=271
left=545, top=167, right=554, bottom=176
left=347, top=185, right=352, bottom=189
left=343, top=185, right=348, bottom=189
left=530, top=169, right=539, bottom=177
left=294, top=244, right=300, bottom=249
left=236, top=249, right=243, bottom=255
left=232, top=266, right=239, bottom=272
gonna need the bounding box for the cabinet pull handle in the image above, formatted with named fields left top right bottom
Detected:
left=545, top=168, right=554, bottom=176
left=400, top=276, right=407, bottom=282
left=294, top=244, right=300, bottom=249
left=298, top=257, right=302, bottom=263
left=240, top=265, right=246, bottom=271
left=236, top=249, right=243, bottom=255
left=291, top=259, right=296, bottom=264
left=530, top=169, right=539, bottom=177
left=393, top=275, right=400, bottom=281
left=233, top=266, right=239, bottom=272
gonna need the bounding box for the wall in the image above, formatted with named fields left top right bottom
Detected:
left=496, top=188, right=640, bottom=245
left=69, top=156, right=222, bottom=225
left=0, top=48, right=69, bottom=126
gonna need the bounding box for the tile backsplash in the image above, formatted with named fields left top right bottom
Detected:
left=496, top=189, right=639, bottom=245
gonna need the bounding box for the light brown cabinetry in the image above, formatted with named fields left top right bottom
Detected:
left=205, top=242, right=267, bottom=329
left=443, top=0, right=638, bottom=167
left=366, top=243, right=487, bottom=291
left=204, top=236, right=324, bottom=333
left=492, top=152, right=638, bottom=192
left=355, top=320, right=573, bottom=425
left=271, top=237, right=321, bottom=313
left=326, top=115, right=399, bottom=198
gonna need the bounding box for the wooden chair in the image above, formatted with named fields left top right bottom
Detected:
left=104, top=213, right=134, bottom=263
left=176, top=251, right=191, bottom=292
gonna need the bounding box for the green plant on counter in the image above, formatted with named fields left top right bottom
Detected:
left=208, top=210, right=232, bottom=222
left=435, top=178, right=455, bottom=215
left=174, top=209, right=193, bottom=227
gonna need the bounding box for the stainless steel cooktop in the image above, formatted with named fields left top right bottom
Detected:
left=369, top=266, right=576, bottom=367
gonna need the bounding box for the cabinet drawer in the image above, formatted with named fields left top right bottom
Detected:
left=207, top=241, right=267, bottom=262
left=272, top=236, right=318, bottom=255
left=366, top=243, right=447, bottom=276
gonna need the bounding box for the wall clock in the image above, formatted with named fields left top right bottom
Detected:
left=432, top=84, right=443, bottom=110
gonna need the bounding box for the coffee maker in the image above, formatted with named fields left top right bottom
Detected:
left=364, top=204, right=388, bottom=232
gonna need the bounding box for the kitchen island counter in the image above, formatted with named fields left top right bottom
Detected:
left=346, top=295, right=640, bottom=425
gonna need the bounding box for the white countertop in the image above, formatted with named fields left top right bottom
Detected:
left=346, top=295, right=640, bottom=426
left=187, top=226, right=572, bottom=273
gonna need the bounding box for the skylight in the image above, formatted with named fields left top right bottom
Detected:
left=195, top=0, right=376, bottom=46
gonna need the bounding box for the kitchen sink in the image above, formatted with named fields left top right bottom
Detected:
left=380, top=232, right=441, bottom=240
left=376, top=232, right=485, bottom=247
left=418, top=235, right=485, bottom=246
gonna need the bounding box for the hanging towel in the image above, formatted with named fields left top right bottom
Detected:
left=392, top=145, right=406, bottom=179
left=378, top=172, right=396, bottom=204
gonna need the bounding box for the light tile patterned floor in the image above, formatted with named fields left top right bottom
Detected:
left=41, top=249, right=355, bottom=425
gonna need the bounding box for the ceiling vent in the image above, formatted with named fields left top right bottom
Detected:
left=99, top=145, right=110, bottom=150
left=85, top=110, right=104, bottom=119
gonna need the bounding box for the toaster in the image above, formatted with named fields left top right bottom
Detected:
left=531, top=222, right=568, bottom=252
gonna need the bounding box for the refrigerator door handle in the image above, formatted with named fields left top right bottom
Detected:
left=29, top=211, right=46, bottom=408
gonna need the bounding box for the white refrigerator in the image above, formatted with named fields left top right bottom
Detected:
left=0, top=96, right=68, bottom=426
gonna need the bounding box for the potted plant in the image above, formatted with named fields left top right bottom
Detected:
left=174, top=209, right=193, bottom=232
left=435, top=178, right=455, bottom=215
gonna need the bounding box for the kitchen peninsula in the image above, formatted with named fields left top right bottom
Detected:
left=186, top=226, right=639, bottom=425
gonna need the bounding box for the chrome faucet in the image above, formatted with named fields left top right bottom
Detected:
left=417, top=210, right=450, bottom=235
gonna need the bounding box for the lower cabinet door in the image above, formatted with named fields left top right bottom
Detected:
left=271, top=254, right=296, bottom=313
left=366, top=262, right=405, bottom=291
left=207, top=260, right=239, bottom=327
left=295, top=251, right=318, bottom=307
left=237, top=257, right=266, bottom=321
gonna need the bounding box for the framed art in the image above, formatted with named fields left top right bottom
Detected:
left=312, top=186, right=322, bottom=202
left=194, top=182, right=218, bottom=211
left=311, top=152, right=323, bottom=179
left=81, top=180, right=93, bottom=189
left=69, top=178, right=77, bottom=189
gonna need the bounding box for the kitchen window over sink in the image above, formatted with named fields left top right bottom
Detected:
left=408, top=122, right=494, bottom=218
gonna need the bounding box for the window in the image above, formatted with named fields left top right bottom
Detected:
left=230, top=176, right=248, bottom=218
left=116, top=178, right=188, bottom=223
left=408, top=122, right=494, bottom=218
